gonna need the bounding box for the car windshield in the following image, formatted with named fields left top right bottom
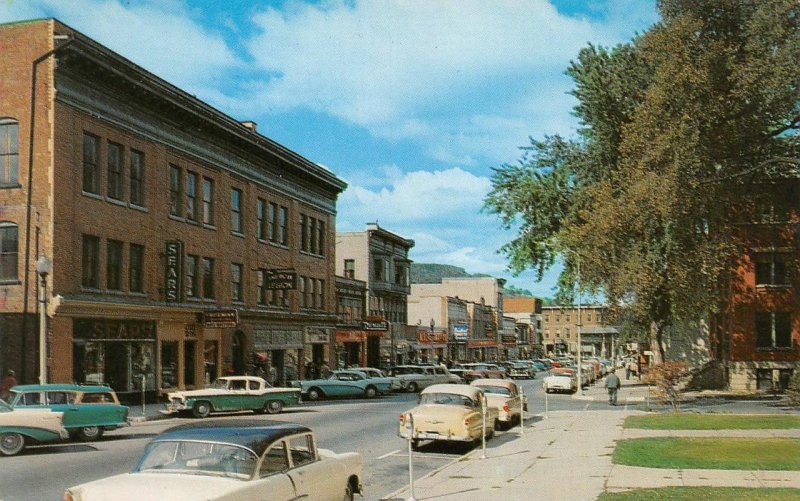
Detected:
left=136, top=440, right=258, bottom=480
left=474, top=385, right=511, bottom=396
left=0, top=399, right=11, bottom=412
left=419, top=392, right=475, bottom=407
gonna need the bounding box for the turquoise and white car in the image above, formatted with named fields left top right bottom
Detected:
left=9, top=384, right=128, bottom=441
left=0, top=398, right=69, bottom=456
left=164, top=376, right=301, bottom=418
left=293, top=370, right=390, bottom=400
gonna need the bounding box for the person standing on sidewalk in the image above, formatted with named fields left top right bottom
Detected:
left=605, top=371, right=621, bottom=405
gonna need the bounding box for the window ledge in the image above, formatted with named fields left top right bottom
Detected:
left=755, top=284, right=792, bottom=290
left=106, top=197, right=126, bottom=207
left=82, top=191, right=104, bottom=201
left=232, top=231, right=245, bottom=239
left=130, top=204, right=148, bottom=213
left=0, top=279, right=21, bottom=285
left=168, top=214, right=185, bottom=223
left=755, top=347, right=794, bottom=352
left=0, top=184, right=22, bottom=190
left=268, top=242, right=289, bottom=250
left=203, top=224, right=217, bottom=231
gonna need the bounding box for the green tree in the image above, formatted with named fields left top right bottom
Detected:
left=485, top=0, right=800, bottom=362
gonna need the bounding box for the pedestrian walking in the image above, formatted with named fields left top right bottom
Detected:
left=605, top=371, right=621, bottom=406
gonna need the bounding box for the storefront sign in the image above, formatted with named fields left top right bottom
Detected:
left=264, top=269, right=297, bottom=290
left=335, top=330, right=366, bottom=343
left=164, top=240, right=183, bottom=302
left=203, top=310, right=238, bottom=328
left=501, top=334, right=517, bottom=344
left=466, top=339, right=497, bottom=348
left=453, top=324, right=469, bottom=342
left=73, top=319, right=156, bottom=340
left=254, top=328, right=303, bottom=350
left=417, top=330, right=448, bottom=344
left=363, top=319, right=389, bottom=331
left=305, top=327, right=330, bottom=344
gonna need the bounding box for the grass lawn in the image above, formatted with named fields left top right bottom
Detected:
left=598, top=487, right=800, bottom=500
left=613, top=437, right=800, bottom=470
left=624, top=413, right=800, bottom=430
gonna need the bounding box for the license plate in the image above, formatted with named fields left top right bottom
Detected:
left=420, top=432, right=440, bottom=440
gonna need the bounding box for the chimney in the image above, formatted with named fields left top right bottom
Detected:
left=241, top=121, right=257, bottom=132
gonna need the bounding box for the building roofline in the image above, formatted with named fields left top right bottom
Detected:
left=35, top=18, right=346, bottom=194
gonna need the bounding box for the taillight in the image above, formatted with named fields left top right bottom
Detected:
left=464, top=418, right=470, bottom=426
left=503, top=404, right=510, bottom=413
left=399, top=414, right=406, bottom=425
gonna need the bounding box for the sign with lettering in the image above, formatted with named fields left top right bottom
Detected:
left=253, top=328, right=303, bottom=350
left=203, top=310, right=238, bottom=328
left=501, top=334, right=517, bottom=344
left=453, top=324, right=469, bottom=342
left=73, top=319, right=156, bottom=340
left=265, top=269, right=297, bottom=290
left=417, top=330, right=448, bottom=344
left=362, top=319, right=389, bottom=331
left=305, top=327, right=330, bottom=344
left=164, top=241, right=183, bottom=303
left=335, top=330, right=366, bottom=343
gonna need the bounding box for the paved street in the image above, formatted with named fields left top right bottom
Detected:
left=3, top=372, right=797, bottom=501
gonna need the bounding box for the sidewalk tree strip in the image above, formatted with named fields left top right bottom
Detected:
left=613, top=437, right=800, bottom=470
left=598, top=487, right=800, bottom=500
left=624, top=414, right=800, bottom=430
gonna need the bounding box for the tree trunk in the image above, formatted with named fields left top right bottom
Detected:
left=649, top=320, right=665, bottom=364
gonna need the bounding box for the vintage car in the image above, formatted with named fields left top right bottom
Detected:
left=387, top=365, right=460, bottom=392
left=8, top=384, right=129, bottom=441
left=293, top=370, right=388, bottom=400
left=457, top=362, right=507, bottom=382
left=0, top=398, right=69, bottom=456
left=398, top=383, right=499, bottom=450
left=164, top=376, right=301, bottom=418
left=469, top=378, right=527, bottom=429
left=63, top=420, right=363, bottom=501
left=349, top=367, right=402, bottom=392
left=506, top=361, right=536, bottom=379
left=542, top=369, right=578, bottom=394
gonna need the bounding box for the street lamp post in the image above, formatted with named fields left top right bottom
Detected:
left=35, top=254, right=52, bottom=384
left=576, top=254, right=583, bottom=397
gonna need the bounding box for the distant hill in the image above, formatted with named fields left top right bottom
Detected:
left=411, top=263, right=536, bottom=297
left=411, top=263, right=491, bottom=284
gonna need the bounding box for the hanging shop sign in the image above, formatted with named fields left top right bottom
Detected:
left=203, top=310, right=238, bottom=328
left=164, top=240, right=184, bottom=303
left=264, top=269, right=298, bottom=290
left=501, top=334, right=518, bottom=344
left=362, top=319, right=389, bottom=331
left=453, top=324, right=469, bottom=342
left=417, top=330, right=448, bottom=344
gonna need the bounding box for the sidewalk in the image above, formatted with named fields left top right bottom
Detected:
left=381, top=372, right=800, bottom=501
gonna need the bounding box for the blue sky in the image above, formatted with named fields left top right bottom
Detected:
left=1, top=0, right=657, bottom=297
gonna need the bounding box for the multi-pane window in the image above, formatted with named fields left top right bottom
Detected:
left=756, top=312, right=792, bottom=349
left=107, top=142, right=123, bottom=200
left=83, top=133, right=100, bottom=194
left=202, top=257, right=215, bottom=299
left=129, top=243, right=144, bottom=293
left=300, top=215, right=308, bottom=252
left=129, top=150, right=144, bottom=206
left=755, top=252, right=792, bottom=286
left=299, top=276, right=306, bottom=308
left=317, top=279, right=325, bottom=309
left=186, top=172, right=198, bottom=221
left=0, top=118, right=19, bottom=187
left=278, top=206, right=288, bottom=245
left=373, top=258, right=384, bottom=281
left=106, top=239, right=123, bottom=290
left=202, top=177, right=214, bottom=225
left=317, top=220, right=325, bottom=256
left=257, top=198, right=266, bottom=240
left=186, top=255, right=198, bottom=298
left=268, top=202, right=277, bottom=242
left=81, top=234, right=100, bottom=288
left=231, top=188, right=243, bottom=234
left=0, top=222, right=18, bottom=281
left=231, top=263, right=243, bottom=302
left=257, top=269, right=268, bottom=305
left=344, top=259, right=355, bottom=279
left=309, top=218, right=317, bottom=254
left=169, top=165, right=182, bottom=217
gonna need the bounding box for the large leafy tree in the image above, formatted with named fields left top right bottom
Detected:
left=485, top=0, right=800, bottom=362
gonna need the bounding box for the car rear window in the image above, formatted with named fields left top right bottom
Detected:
left=81, top=392, right=114, bottom=403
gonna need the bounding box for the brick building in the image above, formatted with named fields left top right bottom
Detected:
left=540, top=305, right=616, bottom=358
left=0, top=19, right=345, bottom=400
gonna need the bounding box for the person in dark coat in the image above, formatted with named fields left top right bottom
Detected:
left=0, top=369, right=17, bottom=401
left=605, top=371, right=621, bottom=406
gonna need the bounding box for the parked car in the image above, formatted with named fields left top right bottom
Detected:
left=164, top=376, right=301, bottom=418
left=457, top=363, right=507, bottom=382
left=542, top=369, right=578, bottom=394
left=506, top=361, right=536, bottom=379
left=8, top=384, right=128, bottom=441
left=293, top=370, right=388, bottom=400
left=63, top=419, right=363, bottom=501
left=0, top=398, right=69, bottom=456
left=398, top=383, right=498, bottom=450
left=469, top=379, right=527, bottom=429
left=349, top=367, right=401, bottom=392
left=387, top=365, right=459, bottom=392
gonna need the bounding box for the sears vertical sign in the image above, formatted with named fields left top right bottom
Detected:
left=165, top=240, right=184, bottom=303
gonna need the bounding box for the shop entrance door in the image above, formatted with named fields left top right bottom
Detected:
left=367, top=336, right=380, bottom=368
left=271, top=350, right=285, bottom=386
left=106, top=343, right=130, bottom=392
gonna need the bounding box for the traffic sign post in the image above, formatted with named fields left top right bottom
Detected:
left=481, top=394, right=488, bottom=459
left=405, top=413, right=417, bottom=501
